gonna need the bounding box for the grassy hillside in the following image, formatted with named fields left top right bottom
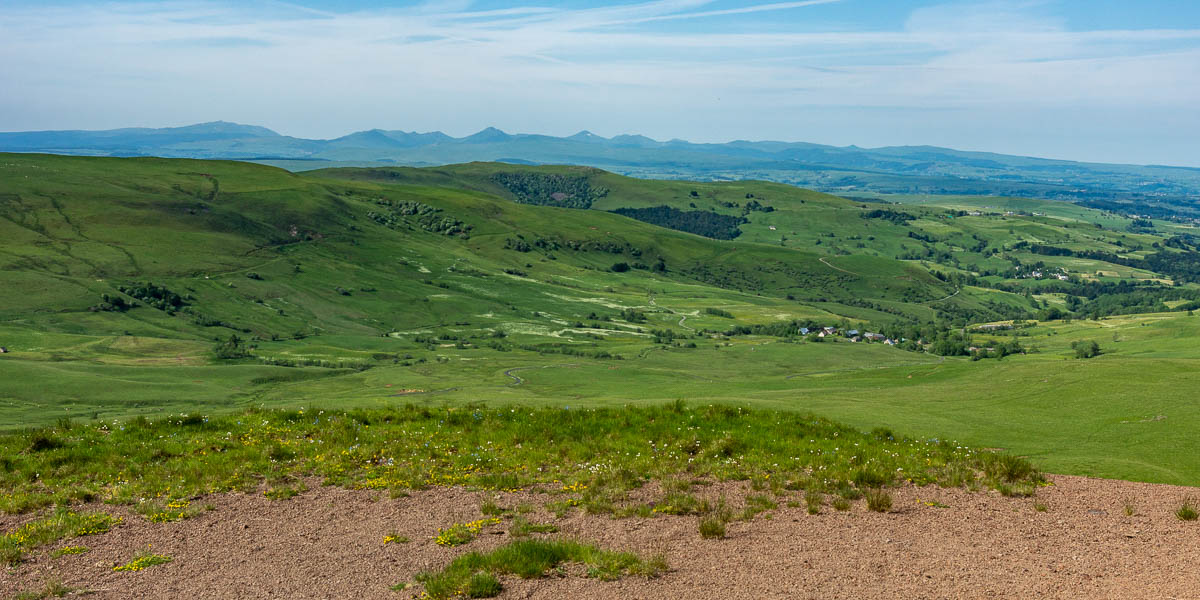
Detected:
left=2, top=154, right=1200, bottom=486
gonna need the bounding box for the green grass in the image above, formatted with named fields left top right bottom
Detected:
left=698, top=515, right=726, bottom=539
left=434, top=518, right=503, bottom=547
left=508, top=517, right=559, bottom=538
left=413, top=539, right=667, bottom=599
left=864, top=489, right=893, bottom=513
left=112, top=550, right=172, bottom=572
left=50, top=545, right=89, bottom=557
left=7, top=579, right=76, bottom=600
left=0, top=403, right=1041, bottom=516
left=1, top=508, right=120, bottom=565
left=1176, top=498, right=1198, bottom=521
left=5, top=153, right=1200, bottom=491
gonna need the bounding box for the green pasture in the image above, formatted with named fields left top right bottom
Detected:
left=3, top=154, right=1200, bottom=490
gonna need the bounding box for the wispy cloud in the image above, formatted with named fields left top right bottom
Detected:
left=1, top=0, right=1198, bottom=164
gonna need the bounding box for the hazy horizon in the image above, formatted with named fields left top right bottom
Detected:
left=3, top=0, right=1199, bottom=167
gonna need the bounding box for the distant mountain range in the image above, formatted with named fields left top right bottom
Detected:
left=4, top=121, right=1199, bottom=215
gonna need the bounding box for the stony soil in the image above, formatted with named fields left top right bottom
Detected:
left=3, top=474, right=1199, bottom=599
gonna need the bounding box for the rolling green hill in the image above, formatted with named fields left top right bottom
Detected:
left=3, top=153, right=1200, bottom=486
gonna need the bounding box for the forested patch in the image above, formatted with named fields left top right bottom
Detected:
left=610, top=206, right=746, bottom=240
left=491, top=173, right=609, bottom=209
left=861, top=208, right=916, bottom=225
left=368, top=199, right=471, bottom=238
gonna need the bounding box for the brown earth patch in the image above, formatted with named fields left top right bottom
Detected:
left=3, top=475, right=1199, bottom=599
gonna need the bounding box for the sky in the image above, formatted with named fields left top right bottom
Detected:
left=2, top=0, right=1199, bottom=166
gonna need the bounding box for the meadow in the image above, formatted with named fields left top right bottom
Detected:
left=2, top=153, right=1199, bottom=498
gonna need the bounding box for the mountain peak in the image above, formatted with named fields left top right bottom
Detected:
left=462, top=127, right=512, bottom=143
left=175, top=121, right=280, bottom=137
left=568, top=130, right=606, bottom=142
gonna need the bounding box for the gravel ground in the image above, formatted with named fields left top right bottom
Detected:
left=3, top=474, right=1199, bottom=599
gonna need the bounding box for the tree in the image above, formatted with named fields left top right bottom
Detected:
left=1071, top=340, right=1101, bottom=359
left=214, top=334, right=251, bottom=359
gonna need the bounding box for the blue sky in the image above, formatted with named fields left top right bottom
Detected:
left=2, top=0, right=1199, bottom=165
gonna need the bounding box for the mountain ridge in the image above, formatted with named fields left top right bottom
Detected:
left=2, top=122, right=1199, bottom=215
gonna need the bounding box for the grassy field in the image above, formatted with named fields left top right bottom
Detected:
left=2, top=154, right=1200, bottom=492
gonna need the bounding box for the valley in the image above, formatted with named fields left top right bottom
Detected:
left=2, top=154, right=1199, bottom=485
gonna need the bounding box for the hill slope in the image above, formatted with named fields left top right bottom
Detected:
left=4, top=154, right=1200, bottom=485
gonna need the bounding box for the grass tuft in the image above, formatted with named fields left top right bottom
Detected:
left=51, top=545, right=89, bottom=558
left=1, top=508, right=120, bottom=566
left=264, top=483, right=305, bottom=501
left=804, top=489, right=823, bottom=515
left=9, top=579, right=76, bottom=600
left=864, top=488, right=893, bottom=513
left=1177, top=498, right=1198, bottom=521
left=414, top=539, right=666, bottom=599
left=698, top=516, right=726, bottom=539
left=113, top=549, right=171, bottom=572
left=383, top=532, right=410, bottom=544
left=508, top=516, right=558, bottom=538
left=479, top=499, right=507, bottom=516
left=434, top=518, right=502, bottom=547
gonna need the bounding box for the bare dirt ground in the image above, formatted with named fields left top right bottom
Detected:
left=4, top=474, right=1199, bottom=599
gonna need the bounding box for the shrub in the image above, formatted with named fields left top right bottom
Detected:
left=1072, top=340, right=1101, bottom=359
left=213, top=334, right=250, bottom=359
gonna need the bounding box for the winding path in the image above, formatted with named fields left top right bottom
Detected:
left=502, top=364, right=579, bottom=386
left=649, top=293, right=696, bottom=332
left=925, top=287, right=961, bottom=304
left=818, top=256, right=859, bottom=275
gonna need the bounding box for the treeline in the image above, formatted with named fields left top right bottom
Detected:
left=503, top=234, right=646, bottom=259
left=512, top=342, right=620, bottom=359
left=610, top=205, right=747, bottom=240
left=1016, top=241, right=1200, bottom=284
left=491, top=172, right=609, bottom=209
left=861, top=208, right=916, bottom=225
left=90, top=282, right=191, bottom=314
left=705, top=318, right=1024, bottom=360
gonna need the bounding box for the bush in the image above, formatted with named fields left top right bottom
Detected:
left=213, top=334, right=251, bottom=359
left=1072, top=340, right=1101, bottom=359
left=610, top=262, right=630, bottom=273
